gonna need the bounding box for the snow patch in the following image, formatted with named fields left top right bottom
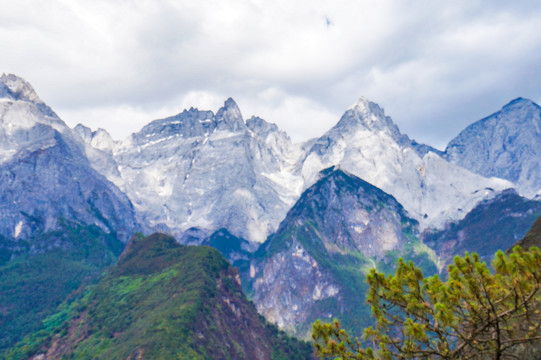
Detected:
left=14, top=220, right=23, bottom=238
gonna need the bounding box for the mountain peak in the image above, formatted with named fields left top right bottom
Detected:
left=445, top=97, right=541, bottom=197
left=348, top=95, right=369, bottom=109
left=334, top=96, right=400, bottom=139
left=347, top=96, right=385, bottom=116
left=216, top=97, right=245, bottom=131
left=0, top=73, right=41, bottom=103
left=219, top=97, right=242, bottom=116
left=115, top=233, right=181, bottom=275
left=246, top=116, right=283, bottom=139
left=501, top=97, right=540, bottom=111
left=317, top=164, right=346, bottom=179
left=224, top=97, right=239, bottom=109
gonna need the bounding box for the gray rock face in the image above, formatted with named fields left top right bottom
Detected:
left=285, top=166, right=418, bottom=257
left=248, top=167, right=422, bottom=337
left=110, top=98, right=302, bottom=243
left=445, top=98, right=541, bottom=197
left=0, top=74, right=138, bottom=242
left=250, top=239, right=338, bottom=336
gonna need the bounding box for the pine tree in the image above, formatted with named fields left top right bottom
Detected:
left=313, top=246, right=541, bottom=359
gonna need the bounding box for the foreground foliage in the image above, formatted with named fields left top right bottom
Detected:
left=313, top=246, right=541, bottom=359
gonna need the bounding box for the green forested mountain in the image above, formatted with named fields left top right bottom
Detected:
left=5, top=233, right=313, bottom=360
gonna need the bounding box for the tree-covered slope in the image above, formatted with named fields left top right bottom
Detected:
left=0, top=222, right=124, bottom=353
left=6, top=233, right=313, bottom=360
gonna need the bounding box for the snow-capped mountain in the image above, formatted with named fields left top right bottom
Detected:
left=0, top=74, right=138, bottom=242
left=445, top=98, right=541, bottom=198
left=298, top=97, right=513, bottom=230
left=0, top=74, right=66, bottom=163
left=105, top=99, right=303, bottom=243
left=75, top=94, right=518, bottom=242
left=5, top=73, right=525, bottom=248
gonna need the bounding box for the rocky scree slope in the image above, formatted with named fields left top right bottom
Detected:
left=5, top=233, right=314, bottom=360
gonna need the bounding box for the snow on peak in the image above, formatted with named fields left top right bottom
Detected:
left=75, top=125, right=117, bottom=153
left=333, top=96, right=401, bottom=141
left=348, top=96, right=370, bottom=111
left=347, top=96, right=385, bottom=117
left=218, top=98, right=242, bottom=118
left=246, top=116, right=282, bottom=137
left=74, top=123, right=93, bottom=141
left=0, top=74, right=66, bottom=139
left=0, top=73, right=41, bottom=103
left=501, top=97, right=540, bottom=112
left=224, top=97, right=240, bottom=110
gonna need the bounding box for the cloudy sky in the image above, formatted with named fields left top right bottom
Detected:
left=1, top=0, right=540, bottom=149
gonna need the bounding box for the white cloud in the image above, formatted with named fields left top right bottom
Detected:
left=1, top=0, right=540, bottom=147
left=238, top=87, right=338, bottom=142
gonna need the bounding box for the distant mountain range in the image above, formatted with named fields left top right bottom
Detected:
left=77, top=93, right=523, bottom=243
left=1, top=73, right=540, bottom=348
left=3, top=74, right=538, bottom=246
